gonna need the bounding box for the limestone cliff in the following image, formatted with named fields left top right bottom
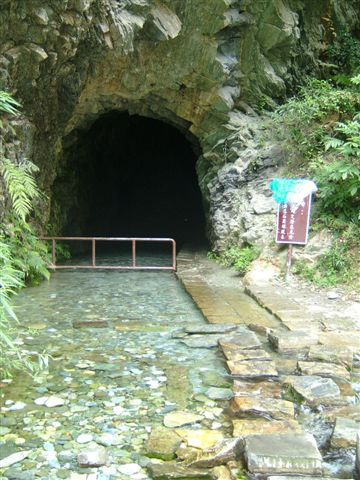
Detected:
left=1, top=0, right=359, bottom=248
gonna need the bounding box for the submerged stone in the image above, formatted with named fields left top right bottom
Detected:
left=163, top=411, right=203, bottom=428
left=175, top=429, right=224, bottom=450
left=184, top=438, right=242, bottom=468
left=205, top=387, right=233, bottom=400
left=245, top=433, right=323, bottom=475
left=0, top=451, right=31, bottom=469
left=184, top=324, right=238, bottom=334
left=77, top=444, right=108, bottom=467
left=145, top=427, right=181, bottom=460
left=147, top=462, right=213, bottom=479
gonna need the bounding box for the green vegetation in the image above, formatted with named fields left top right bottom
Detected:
left=0, top=91, right=50, bottom=376
left=272, top=70, right=360, bottom=289
left=208, top=245, right=260, bottom=276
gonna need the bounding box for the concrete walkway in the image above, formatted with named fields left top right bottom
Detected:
left=176, top=248, right=360, bottom=480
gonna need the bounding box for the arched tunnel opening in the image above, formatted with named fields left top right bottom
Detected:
left=53, top=111, right=207, bottom=254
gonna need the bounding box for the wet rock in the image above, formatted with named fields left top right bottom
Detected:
left=232, top=418, right=301, bottom=437
left=184, top=324, right=238, bottom=334
left=147, top=462, right=213, bottom=479
left=0, top=450, right=31, bottom=468
left=223, top=348, right=272, bottom=362
left=297, top=361, right=350, bottom=380
left=184, top=438, right=242, bottom=468
left=212, top=465, right=234, bottom=480
left=205, top=387, right=233, bottom=400
left=229, top=396, right=294, bottom=420
left=226, top=359, right=278, bottom=379
left=218, top=330, right=261, bottom=351
left=245, top=433, right=323, bottom=475
left=308, top=345, right=353, bottom=369
left=284, top=375, right=342, bottom=407
left=201, top=370, right=231, bottom=388
left=268, top=331, right=318, bottom=354
left=330, top=417, right=360, bottom=449
left=325, top=405, right=360, bottom=422
left=34, top=395, right=65, bottom=407
left=233, top=379, right=282, bottom=398
left=181, top=335, right=220, bottom=348
left=73, top=319, right=109, bottom=328
left=164, top=411, right=203, bottom=428
left=145, top=427, right=181, bottom=460
left=77, top=444, right=108, bottom=467
left=118, top=463, right=141, bottom=475
left=76, top=433, right=94, bottom=444
left=175, top=429, right=224, bottom=450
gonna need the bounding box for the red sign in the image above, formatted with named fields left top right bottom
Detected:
left=276, top=194, right=312, bottom=245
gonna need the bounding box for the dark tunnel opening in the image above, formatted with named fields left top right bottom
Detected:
left=58, top=112, right=207, bottom=251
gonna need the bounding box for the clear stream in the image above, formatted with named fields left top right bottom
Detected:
left=0, top=256, right=232, bottom=479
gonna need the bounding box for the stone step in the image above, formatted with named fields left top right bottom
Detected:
left=218, top=330, right=262, bottom=351
left=233, top=379, right=282, bottom=398
left=230, top=395, right=295, bottom=420
left=283, top=375, right=343, bottom=407
left=245, top=433, right=323, bottom=475
left=297, top=361, right=350, bottom=380
left=222, top=348, right=272, bottom=362
left=226, top=359, right=278, bottom=379
left=308, top=345, right=353, bottom=369
left=232, top=418, right=302, bottom=437
left=268, top=331, right=318, bottom=354
left=330, top=416, right=360, bottom=449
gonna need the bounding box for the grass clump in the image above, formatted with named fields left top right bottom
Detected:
left=208, top=245, right=260, bottom=276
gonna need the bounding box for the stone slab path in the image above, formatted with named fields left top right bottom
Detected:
left=173, top=248, right=360, bottom=480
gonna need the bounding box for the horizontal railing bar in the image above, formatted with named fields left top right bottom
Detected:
left=41, top=237, right=175, bottom=242
left=49, top=265, right=175, bottom=270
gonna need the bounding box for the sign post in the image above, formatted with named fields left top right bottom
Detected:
left=275, top=194, right=313, bottom=280
left=270, top=179, right=317, bottom=283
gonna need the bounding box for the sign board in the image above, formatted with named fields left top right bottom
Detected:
left=276, top=194, right=312, bottom=245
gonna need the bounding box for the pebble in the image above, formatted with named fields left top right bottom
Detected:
left=327, top=291, right=340, bottom=300
left=8, top=402, right=26, bottom=411
left=77, top=433, right=94, bottom=444
left=118, top=463, right=141, bottom=475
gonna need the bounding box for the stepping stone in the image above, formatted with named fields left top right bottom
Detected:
left=268, top=331, right=318, bottom=354
left=325, top=405, right=360, bottom=422
left=163, top=411, right=203, bottom=428
left=297, top=361, right=350, bottom=380
left=222, top=348, right=272, bottom=362
left=230, top=396, right=294, bottom=420
left=284, top=375, right=342, bottom=407
left=245, top=433, right=323, bottom=475
left=218, top=329, right=261, bottom=351
left=330, top=417, right=360, bottom=449
left=175, top=429, right=224, bottom=450
left=232, top=418, right=302, bottom=437
left=308, top=345, right=353, bottom=369
left=320, top=332, right=360, bottom=354
left=233, top=379, right=282, bottom=398
left=184, top=438, right=241, bottom=468
left=184, top=324, right=237, bottom=334
left=226, top=359, right=278, bottom=379
left=205, top=387, right=233, bottom=400
left=147, top=462, right=213, bottom=479
left=181, top=335, right=219, bottom=348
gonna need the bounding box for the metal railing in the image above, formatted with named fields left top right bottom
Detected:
left=40, top=237, right=177, bottom=271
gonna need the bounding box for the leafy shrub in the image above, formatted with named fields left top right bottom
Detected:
left=327, top=31, right=360, bottom=75
left=208, top=245, right=260, bottom=276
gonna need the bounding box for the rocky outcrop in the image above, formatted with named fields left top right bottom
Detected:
left=0, top=0, right=359, bottom=246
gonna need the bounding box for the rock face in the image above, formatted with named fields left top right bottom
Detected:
left=1, top=1, right=359, bottom=247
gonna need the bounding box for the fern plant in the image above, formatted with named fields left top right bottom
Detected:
left=1, top=159, right=41, bottom=220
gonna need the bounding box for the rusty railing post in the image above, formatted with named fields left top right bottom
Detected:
left=92, top=238, right=96, bottom=267
left=132, top=239, right=136, bottom=267
left=172, top=239, right=177, bottom=271
left=52, top=239, right=56, bottom=266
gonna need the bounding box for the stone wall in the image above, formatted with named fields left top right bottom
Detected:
left=1, top=0, right=359, bottom=248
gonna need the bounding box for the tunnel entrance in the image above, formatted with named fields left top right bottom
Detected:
left=56, top=112, right=207, bottom=249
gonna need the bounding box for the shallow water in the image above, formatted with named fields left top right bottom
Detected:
left=0, top=256, right=232, bottom=479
